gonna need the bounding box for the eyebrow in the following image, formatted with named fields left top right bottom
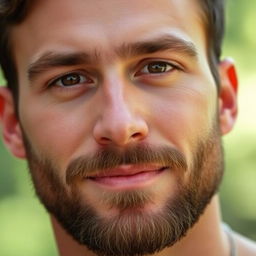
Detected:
left=27, top=35, right=198, bottom=82
left=28, top=52, right=96, bottom=82
left=117, top=35, right=198, bottom=59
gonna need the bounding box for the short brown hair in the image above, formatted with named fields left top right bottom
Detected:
left=0, top=0, right=225, bottom=102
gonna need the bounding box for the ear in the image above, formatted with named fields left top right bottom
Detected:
left=0, top=87, right=26, bottom=158
left=218, top=58, right=238, bottom=135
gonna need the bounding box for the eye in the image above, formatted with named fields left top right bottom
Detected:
left=50, top=72, right=93, bottom=87
left=139, top=61, right=175, bottom=75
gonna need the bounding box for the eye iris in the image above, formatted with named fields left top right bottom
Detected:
left=61, top=74, right=81, bottom=86
left=148, top=62, right=168, bottom=73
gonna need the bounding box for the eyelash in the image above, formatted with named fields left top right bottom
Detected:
left=47, top=70, right=94, bottom=88
left=46, top=60, right=182, bottom=89
left=134, top=60, right=182, bottom=77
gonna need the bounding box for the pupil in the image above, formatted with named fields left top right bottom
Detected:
left=148, top=62, right=166, bottom=73
left=62, top=74, right=80, bottom=86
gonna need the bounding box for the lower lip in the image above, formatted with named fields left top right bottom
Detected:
left=88, top=168, right=166, bottom=189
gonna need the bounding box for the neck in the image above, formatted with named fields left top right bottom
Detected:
left=51, top=195, right=230, bottom=256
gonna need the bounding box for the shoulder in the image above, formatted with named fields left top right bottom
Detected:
left=233, top=232, right=256, bottom=256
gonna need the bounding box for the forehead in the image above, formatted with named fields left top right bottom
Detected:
left=11, top=0, right=206, bottom=69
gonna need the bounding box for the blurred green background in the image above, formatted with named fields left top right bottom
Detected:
left=0, top=1, right=256, bottom=255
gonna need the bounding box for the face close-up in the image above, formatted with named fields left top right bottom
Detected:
left=0, top=0, right=239, bottom=255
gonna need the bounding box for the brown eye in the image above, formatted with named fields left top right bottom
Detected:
left=54, top=73, right=91, bottom=87
left=141, top=62, right=174, bottom=74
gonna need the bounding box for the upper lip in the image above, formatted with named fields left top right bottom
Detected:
left=87, top=164, right=167, bottom=178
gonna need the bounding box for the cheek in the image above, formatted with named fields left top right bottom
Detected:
left=19, top=98, right=94, bottom=169
left=150, top=83, right=217, bottom=158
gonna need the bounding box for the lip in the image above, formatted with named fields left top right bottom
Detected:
left=87, top=164, right=168, bottom=189
left=88, top=164, right=165, bottom=178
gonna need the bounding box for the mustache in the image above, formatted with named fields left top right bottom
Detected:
left=66, top=145, right=187, bottom=185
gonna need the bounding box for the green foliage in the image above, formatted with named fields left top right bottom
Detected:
left=0, top=0, right=256, bottom=255
left=0, top=141, right=58, bottom=255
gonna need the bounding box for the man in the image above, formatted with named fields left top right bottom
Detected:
left=0, top=0, right=255, bottom=255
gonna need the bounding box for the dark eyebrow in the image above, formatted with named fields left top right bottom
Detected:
left=116, top=35, right=198, bottom=59
left=28, top=52, right=97, bottom=82
left=27, top=35, right=198, bottom=82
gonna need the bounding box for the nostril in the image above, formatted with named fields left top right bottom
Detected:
left=132, top=132, right=142, bottom=139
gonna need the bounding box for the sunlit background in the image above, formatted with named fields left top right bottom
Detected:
left=0, top=1, right=255, bottom=255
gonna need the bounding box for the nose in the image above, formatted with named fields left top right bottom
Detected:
left=93, top=83, right=149, bottom=147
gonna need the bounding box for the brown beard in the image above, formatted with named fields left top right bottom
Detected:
left=21, top=122, right=223, bottom=256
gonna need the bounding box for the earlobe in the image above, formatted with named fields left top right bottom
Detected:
left=218, top=58, right=238, bottom=135
left=0, top=87, right=26, bottom=158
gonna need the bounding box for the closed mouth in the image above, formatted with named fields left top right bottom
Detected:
left=86, top=165, right=169, bottom=189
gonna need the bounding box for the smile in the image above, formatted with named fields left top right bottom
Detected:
left=86, top=165, right=168, bottom=189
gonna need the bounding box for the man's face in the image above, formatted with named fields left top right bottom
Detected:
left=10, top=0, right=227, bottom=255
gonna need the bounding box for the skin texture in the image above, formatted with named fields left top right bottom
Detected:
left=1, top=0, right=255, bottom=255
